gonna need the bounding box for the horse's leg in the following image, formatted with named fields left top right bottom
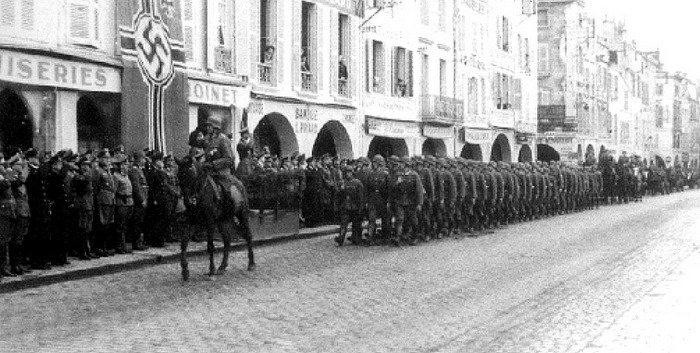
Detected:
left=238, top=209, right=255, bottom=271
left=216, top=221, right=231, bottom=275
left=180, top=223, right=191, bottom=281
left=206, top=223, right=216, bottom=276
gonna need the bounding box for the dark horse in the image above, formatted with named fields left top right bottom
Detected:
left=178, top=156, right=255, bottom=281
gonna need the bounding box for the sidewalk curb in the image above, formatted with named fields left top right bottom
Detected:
left=0, top=226, right=339, bottom=294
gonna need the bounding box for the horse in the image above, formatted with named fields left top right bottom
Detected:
left=177, top=156, right=255, bottom=281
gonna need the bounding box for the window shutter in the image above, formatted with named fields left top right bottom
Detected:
left=92, top=4, right=99, bottom=43
left=492, top=72, right=499, bottom=107
left=1, top=0, right=15, bottom=27
left=330, top=11, right=339, bottom=96
left=293, top=0, right=302, bottom=90
left=365, top=40, right=371, bottom=92
left=390, top=46, right=396, bottom=96
left=206, top=1, right=218, bottom=71
left=69, top=1, right=91, bottom=45
left=181, top=0, right=195, bottom=64
left=20, top=0, right=33, bottom=31
left=314, top=6, right=322, bottom=92
left=408, top=50, right=413, bottom=97
left=514, top=78, right=522, bottom=110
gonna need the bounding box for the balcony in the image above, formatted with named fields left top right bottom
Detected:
left=301, top=72, right=315, bottom=92
left=420, top=95, right=464, bottom=125
left=214, top=46, right=233, bottom=74
left=338, top=78, right=349, bottom=97
left=257, top=63, right=273, bottom=85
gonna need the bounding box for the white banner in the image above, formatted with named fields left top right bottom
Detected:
left=0, top=49, right=121, bottom=92
left=367, top=117, right=420, bottom=138
left=188, top=79, right=250, bottom=109
left=423, top=125, right=454, bottom=139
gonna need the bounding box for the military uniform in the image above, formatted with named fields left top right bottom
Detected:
left=335, top=169, right=365, bottom=246
left=128, top=155, right=149, bottom=250
left=366, top=155, right=390, bottom=242
left=113, top=159, right=134, bottom=253
left=393, top=158, right=424, bottom=245
left=72, top=158, right=95, bottom=259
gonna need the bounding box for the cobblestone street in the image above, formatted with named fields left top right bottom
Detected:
left=2, top=191, right=700, bottom=353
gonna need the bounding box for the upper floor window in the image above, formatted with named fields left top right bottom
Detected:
left=468, top=77, right=478, bottom=114
left=214, top=0, right=234, bottom=74
left=392, top=47, right=413, bottom=97
left=300, top=1, right=316, bottom=92
left=338, top=13, right=350, bottom=96
left=656, top=83, right=664, bottom=95
left=420, top=0, right=429, bottom=26
left=439, top=59, right=447, bottom=97
left=537, top=9, right=548, bottom=27
left=0, top=0, right=35, bottom=33
left=539, top=88, right=552, bottom=105
left=438, top=0, right=446, bottom=32
left=497, top=16, right=510, bottom=52
left=493, top=72, right=512, bottom=110
left=68, top=0, right=100, bottom=47
left=257, top=0, right=276, bottom=84
left=369, top=40, right=385, bottom=94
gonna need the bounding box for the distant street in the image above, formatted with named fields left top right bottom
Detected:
left=2, top=191, right=700, bottom=353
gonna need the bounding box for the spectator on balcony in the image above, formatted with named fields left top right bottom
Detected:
left=394, top=78, right=407, bottom=97
left=301, top=53, right=311, bottom=73
left=263, top=45, right=275, bottom=65
left=338, top=56, right=348, bottom=81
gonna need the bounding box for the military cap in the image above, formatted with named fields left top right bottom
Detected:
left=372, top=154, right=385, bottom=163
left=388, top=155, right=400, bottom=163
left=112, top=154, right=128, bottom=165
left=297, top=154, right=306, bottom=162
left=97, top=148, right=111, bottom=159
left=132, top=150, right=146, bottom=160
left=399, top=156, right=412, bottom=165
left=24, top=148, right=38, bottom=159
left=206, top=115, right=223, bottom=129
left=306, top=156, right=314, bottom=163
left=64, top=152, right=79, bottom=163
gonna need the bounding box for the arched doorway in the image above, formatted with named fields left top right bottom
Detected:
left=518, top=145, right=533, bottom=162
left=490, top=134, right=512, bottom=162
left=367, top=136, right=409, bottom=158
left=537, top=144, right=560, bottom=162
left=77, top=96, right=106, bottom=153
left=421, top=138, right=446, bottom=157
left=0, top=89, right=33, bottom=155
left=254, top=113, right=298, bottom=158
left=312, top=120, right=353, bottom=159
left=461, top=143, right=483, bottom=161
left=654, top=155, right=665, bottom=168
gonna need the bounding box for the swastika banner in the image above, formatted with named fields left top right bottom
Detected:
left=118, top=0, right=189, bottom=157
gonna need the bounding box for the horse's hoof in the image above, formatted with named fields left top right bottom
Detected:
left=247, top=263, right=256, bottom=271
left=182, top=269, right=190, bottom=282
left=216, top=268, right=227, bottom=276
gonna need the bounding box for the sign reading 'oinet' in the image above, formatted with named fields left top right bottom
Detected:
left=0, top=49, right=121, bottom=92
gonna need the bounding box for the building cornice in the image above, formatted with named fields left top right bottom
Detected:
left=0, top=43, right=122, bottom=68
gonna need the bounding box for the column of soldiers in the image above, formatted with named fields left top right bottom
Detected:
left=0, top=146, right=187, bottom=281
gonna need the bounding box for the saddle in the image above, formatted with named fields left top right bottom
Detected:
left=206, top=175, right=247, bottom=212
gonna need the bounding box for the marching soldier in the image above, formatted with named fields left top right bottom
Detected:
left=366, top=155, right=390, bottom=244
left=415, top=157, right=435, bottom=241
left=393, top=157, right=424, bottom=246
left=334, top=167, right=365, bottom=246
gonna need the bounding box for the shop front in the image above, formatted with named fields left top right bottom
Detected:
left=458, top=128, right=491, bottom=161
left=421, top=125, right=454, bottom=157
left=247, top=98, right=359, bottom=159
left=187, top=78, right=250, bottom=137
left=536, top=135, right=577, bottom=162
left=0, top=49, right=122, bottom=154
left=365, top=116, right=419, bottom=158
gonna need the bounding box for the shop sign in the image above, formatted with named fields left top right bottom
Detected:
left=188, top=79, right=250, bottom=108
left=249, top=100, right=264, bottom=116
left=0, top=49, right=121, bottom=92
left=516, top=133, right=530, bottom=144
left=366, top=117, right=420, bottom=138
left=294, top=106, right=319, bottom=134
left=423, top=125, right=454, bottom=139
left=461, top=128, right=491, bottom=144
left=537, top=135, right=575, bottom=153
left=490, top=110, right=515, bottom=129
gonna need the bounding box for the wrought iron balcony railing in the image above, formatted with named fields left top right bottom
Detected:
left=420, top=95, right=464, bottom=125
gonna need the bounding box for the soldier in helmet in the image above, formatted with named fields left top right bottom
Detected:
left=414, top=156, right=434, bottom=241
left=393, top=157, right=424, bottom=246
left=438, top=159, right=457, bottom=237
left=366, top=154, right=390, bottom=244
left=334, top=167, right=365, bottom=246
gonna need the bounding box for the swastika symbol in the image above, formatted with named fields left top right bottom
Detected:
left=135, top=15, right=174, bottom=85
